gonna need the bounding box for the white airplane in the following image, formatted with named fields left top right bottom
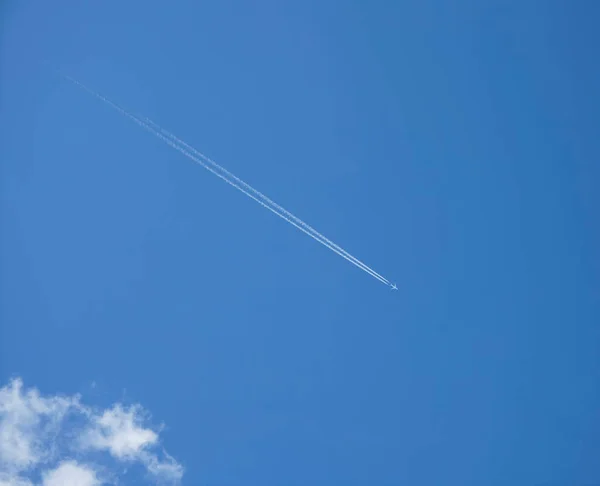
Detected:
left=391, top=283, right=398, bottom=291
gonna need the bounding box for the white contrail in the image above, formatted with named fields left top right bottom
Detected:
left=140, top=116, right=391, bottom=286
left=60, top=74, right=392, bottom=286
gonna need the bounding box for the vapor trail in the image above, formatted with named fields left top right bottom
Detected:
left=60, top=74, right=392, bottom=286
left=141, top=117, right=391, bottom=286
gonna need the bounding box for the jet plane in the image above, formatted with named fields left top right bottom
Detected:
left=391, top=283, right=398, bottom=291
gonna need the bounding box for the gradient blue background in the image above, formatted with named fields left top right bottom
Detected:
left=2, top=1, right=599, bottom=484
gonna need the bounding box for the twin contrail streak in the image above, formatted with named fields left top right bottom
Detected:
left=60, top=73, right=393, bottom=287
left=140, top=117, right=392, bottom=286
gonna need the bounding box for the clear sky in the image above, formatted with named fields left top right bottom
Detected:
left=1, top=1, right=599, bottom=485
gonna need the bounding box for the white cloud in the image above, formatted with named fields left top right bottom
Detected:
left=144, top=451, right=185, bottom=483
left=81, top=404, right=158, bottom=459
left=0, top=473, right=34, bottom=486
left=0, top=378, right=77, bottom=473
left=42, top=461, right=99, bottom=486
left=0, top=378, right=184, bottom=485
left=78, top=404, right=183, bottom=483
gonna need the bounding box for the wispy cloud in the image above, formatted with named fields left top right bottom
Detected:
left=0, top=378, right=183, bottom=485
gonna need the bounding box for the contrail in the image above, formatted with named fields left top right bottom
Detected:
left=59, top=73, right=393, bottom=287
left=140, top=116, right=391, bottom=286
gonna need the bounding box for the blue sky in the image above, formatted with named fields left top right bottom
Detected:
left=1, top=1, right=599, bottom=484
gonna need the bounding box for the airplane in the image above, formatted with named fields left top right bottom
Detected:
left=390, top=283, right=398, bottom=291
